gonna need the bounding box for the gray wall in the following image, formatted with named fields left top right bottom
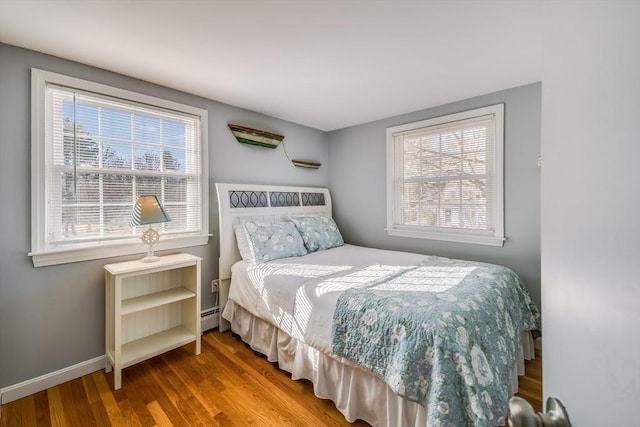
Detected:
left=0, top=43, right=329, bottom=388
left=328, top=83, right=541, bottom=309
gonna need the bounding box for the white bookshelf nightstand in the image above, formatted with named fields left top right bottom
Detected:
left=104, top=253, right=202, bottom=390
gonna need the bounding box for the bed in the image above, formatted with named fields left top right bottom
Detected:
left=216, top=183, right=540, bottom=427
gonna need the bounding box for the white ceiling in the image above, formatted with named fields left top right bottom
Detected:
left=0, top=0, right=542, bottom=131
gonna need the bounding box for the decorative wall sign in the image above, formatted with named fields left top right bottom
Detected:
left=228, top=123, right=284, bottom=149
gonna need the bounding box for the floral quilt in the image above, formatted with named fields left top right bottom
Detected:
left=331, top=257, right=540, bottom=427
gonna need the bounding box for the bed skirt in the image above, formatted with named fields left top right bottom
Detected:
left=222, top=300, right=535, bottom=427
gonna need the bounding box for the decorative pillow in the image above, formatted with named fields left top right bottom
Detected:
left=234, top=223, right=255, bottom=263
left=289, top=215, right=344, bottom=253
left=240, top=220, right=307, bottom=263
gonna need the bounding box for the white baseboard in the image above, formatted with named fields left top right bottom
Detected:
left=1, top=309, right=219, bottom=412
left=0, top=356, right=105, bottom=406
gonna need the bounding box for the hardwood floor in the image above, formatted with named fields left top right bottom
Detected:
left=1, top=330, right=542, bottom=426
left=515, top=347, right=543, bottom=413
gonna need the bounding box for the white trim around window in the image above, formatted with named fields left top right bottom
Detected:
left=386, top=104, right=505, bottom=246
left=29, top=69, right=210, bottom=267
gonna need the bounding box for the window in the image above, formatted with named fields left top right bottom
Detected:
left=386, top=104, right=504, bottom=246
left=30, top=69, right=209, bottom=266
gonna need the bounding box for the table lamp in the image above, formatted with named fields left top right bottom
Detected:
left=131, top=195, right=171, bottom=262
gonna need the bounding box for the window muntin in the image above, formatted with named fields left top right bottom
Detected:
left=31, top=70, right=209, bottom=266
left=386, top=104, right=504, bottom=246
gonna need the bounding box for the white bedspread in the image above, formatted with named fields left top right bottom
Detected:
left=229, top=244, right=428, bottom=351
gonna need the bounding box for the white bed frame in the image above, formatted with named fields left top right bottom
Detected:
left=215, top=182, right=332, bottom=331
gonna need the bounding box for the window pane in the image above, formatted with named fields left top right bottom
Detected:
left=441, top=180, right=460, bottom=204
left=103, top=174, right=133, bottom=203
left=402, top=182, right=420, bottom=225
left=75, top=103, right=99, bottom=136
left=418, top=183, right=438, bottom=225
left=102, top=140, right=132, bottom=169
left=104, top=206, right=132, bottom=235
left=135, top=145, right=163, bottom=171
left=76, top=136, right=99, bottom=168
left=441, top=130, right=461, bottom=155
left=462, top=126, right=486, bottom=152
left=76, top=173, right=100, bottom=203
left=462, top=179, right=486, bottom=204
left=136, top=176, right=162, bottom=196
left=439, top=206, right=460, bottom=228
left=62, top=116, right=100, bottom=168
left=163, top=120, right=186, bottom=147
left=462, top=206, right=487, bottom=229
left=134, top=115, right=160, bottom=143
left=61, top=172, right=75, bottom=203
left=421, top=181, right=440, bottom=205
left=67, top=206, right=100, bottom=238
left=165, top=177, right=187, bottom=202
left=60, top=206, right=79, bottom=238
left=441, top=153, right=461, bottom=176
left=162, top=148, right=185, bottom=173
left=102, top=109, right=132, bottom=141
left=164, top=205, right=188, bottom=232
left=421, top=135, right=441, bottom=177
left=60, top=173, right=100, bottom=203
left=463, top=152, right=485, bottom=175
left=403, top=138, right=422, bottom=179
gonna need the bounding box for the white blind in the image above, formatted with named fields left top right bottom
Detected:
left=46, top=84, right=202, bottom=246
left=394, top=114, right=496, bottom=232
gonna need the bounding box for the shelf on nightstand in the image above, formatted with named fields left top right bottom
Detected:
left=121, top=287, right=196, bottom=316
left=120, top=326, right=196, bottom=368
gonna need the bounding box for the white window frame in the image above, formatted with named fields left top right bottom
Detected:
left=386, top=104, right=505, bottom=246
left=29, top=69, right=210, bottom=267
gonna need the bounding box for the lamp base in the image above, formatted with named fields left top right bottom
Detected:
left=140, top=226, right=161, bottom=262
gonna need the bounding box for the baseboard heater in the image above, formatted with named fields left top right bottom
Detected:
left=201, top=306, right=220, bottom=331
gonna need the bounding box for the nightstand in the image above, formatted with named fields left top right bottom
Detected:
left=104, top=253, right=201, bottom=390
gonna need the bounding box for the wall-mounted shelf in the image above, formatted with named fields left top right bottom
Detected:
left=292, top=159, right=321, bottom=169
left=228, top=123, right=284, bottom=149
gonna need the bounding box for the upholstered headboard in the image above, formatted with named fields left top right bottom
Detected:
left=215, top=182, right=332, bottom=330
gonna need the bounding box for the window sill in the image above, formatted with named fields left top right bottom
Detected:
left=29, top=234, right=210, bottom=267
left=386, top=228, right=505, bottom=247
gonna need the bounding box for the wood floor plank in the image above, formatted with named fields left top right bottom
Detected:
left=33, top=391, right=52, bottom=427
left=46, top=387, right=67, bottom=427
left=146, top=356, right=212, bottom=427
left=146, top=400, right=174, bottom=427
left=81, top=373, right=112, bottom=427
left=59, top=380, right=91, bottom=426
left=0, top=394, right=37, bottom=427
left=93, top=368, right=127, bottom=426
left=0, top=329, right=543, bottom=426
left=82, top=373, right=101, bottom=405
left=119, top=365, right=159, bottom=426
left=136, top=362, right=191, bottom=426
left=163, top=351, right=223, bottom=418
